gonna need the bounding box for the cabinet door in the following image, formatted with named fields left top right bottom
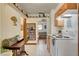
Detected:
left=55, top=40, right=77, bottom=56
left=59, top=20, right=64, bottom=27
left=55, top=19, right=64, bottom=27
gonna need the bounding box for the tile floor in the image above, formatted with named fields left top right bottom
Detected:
left=25, top=40, right=50, bottom=56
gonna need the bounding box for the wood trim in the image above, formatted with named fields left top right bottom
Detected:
left=55, top=3, right=77, bottom=17
left=66, top=3, right=77, bottom=9
left=47, top=35, right=50, bottom=53
left=26, top=43, right=37, bottom=45
left=23, top=18, right=28, bottom=44
left=55, top=4, right=67, bottom=17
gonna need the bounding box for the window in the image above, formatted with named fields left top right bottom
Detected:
left=38, top=25, right=42, bottom=30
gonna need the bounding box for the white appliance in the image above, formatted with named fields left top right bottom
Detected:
left=53, top=38, right=78, bottom=56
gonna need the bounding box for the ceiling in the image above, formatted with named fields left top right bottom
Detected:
left=17, top=3, right=59, bottom=14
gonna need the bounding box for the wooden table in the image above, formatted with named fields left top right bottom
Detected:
left=3, top=39, right=28, bottom=56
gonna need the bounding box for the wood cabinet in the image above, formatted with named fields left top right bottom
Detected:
left=55, top=3, right=77, bottom=27
left=55, top=19, right=64, bottom=27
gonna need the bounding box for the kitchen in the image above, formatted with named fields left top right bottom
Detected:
left=50, top=3, right=78, bottom=56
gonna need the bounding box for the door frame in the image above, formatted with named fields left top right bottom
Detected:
left=23, top=18, right=27, bottom=44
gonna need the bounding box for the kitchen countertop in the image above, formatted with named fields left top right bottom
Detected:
left=52, top=35, right=73, bottom=40
left=47, top=35, right=74, bottom=40
left=55, top=37, right=73, bottom=40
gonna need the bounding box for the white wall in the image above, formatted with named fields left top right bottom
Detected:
left=0, top=4, right=2, bottom=54
left=50, top=3, right=64, bottom=35
left=50, top=9, right=55, bottom=55
left=0, top=4, right=2, bottom=39
left=0, top=4, right=26, bottom=55
left=1, top=4, right=25, bottom=39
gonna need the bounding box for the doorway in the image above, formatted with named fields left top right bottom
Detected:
left=38, top=19, right=47, bottom=43
left=27, top=23, right=36, bottom=41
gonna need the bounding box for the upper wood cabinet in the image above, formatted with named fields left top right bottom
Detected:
left=55, top=19, right=64, bottom=27
left=55, top=3, right=77, bottom=17
left=55, top=3, right=77, bottom=27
